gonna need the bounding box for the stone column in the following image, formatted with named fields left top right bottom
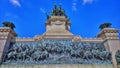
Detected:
left=97, top=28, right=120, bottom=67
left=0, top=27, right=17, bottom=64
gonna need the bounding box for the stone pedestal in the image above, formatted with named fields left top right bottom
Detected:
left=33, top=16, right=82, bottom=41
left=44, top=16, right=73, bottom=39
left=0, top=27, right=17, bottom=64
left=97, top=28, right=120, bottom=67
left=0, top=64, right=114, bottom=68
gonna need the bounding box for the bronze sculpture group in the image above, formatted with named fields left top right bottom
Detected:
left=3, top=40, right=112, bottom=64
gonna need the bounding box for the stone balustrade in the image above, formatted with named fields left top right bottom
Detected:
left=16, top=37, right=34, bottom=42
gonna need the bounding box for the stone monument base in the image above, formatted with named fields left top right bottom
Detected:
left=0, top=64, right=114, bottom=68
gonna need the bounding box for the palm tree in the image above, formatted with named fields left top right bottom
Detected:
left=2, top=21, right=15, bottom=30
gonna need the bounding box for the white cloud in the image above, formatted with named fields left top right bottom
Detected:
left=72, top=0, right=77, bottom=11
left=83, top=0, right=94, bottom=5
left=3, top=12, right=20, bottom=21
left=10, top=0, right=21, bottom=7
left=40, top=8, right=46, bottom=14
left=5, top=12, right=19, bottom=18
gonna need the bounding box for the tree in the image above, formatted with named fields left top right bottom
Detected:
left=2, top=21, right=15, bottom=30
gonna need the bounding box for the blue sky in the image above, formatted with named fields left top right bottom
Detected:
left=0, top=0, right=120, bottom=38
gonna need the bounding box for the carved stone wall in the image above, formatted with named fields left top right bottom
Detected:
left=16, top=38, right=34, bottom=42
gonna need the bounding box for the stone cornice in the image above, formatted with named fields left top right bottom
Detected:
left=16, top=36, right=104, bottom=42
left=45, top=16, right=71, bottom=26
left=16, top=37, right=34, bottom=42
left=0, top=27, right=17, bottom=37
left=45, top=21, right=71, bottom=26
left=81, top=38, right=104, bottom=42
left=0, top=36, right=8, bottom=40
left=97, top=28, right=119, bottom=37
left=42, top=35, right=74, bottom=39
left=66, top=22, right=71, bottom=26
left=45, top=22, right=51, bottom=25
left=49, top=16, right=68, bottom=21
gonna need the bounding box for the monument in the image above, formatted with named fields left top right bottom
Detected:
left=0, top=4, right=120, bottom=68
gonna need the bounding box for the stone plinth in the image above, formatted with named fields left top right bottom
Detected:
left=16, top=38, right=34, bottom=42
left=97, top=28, right=120, bottom=67
left=81, top=38, right=104, bottom=42
left=0, top=27, right=17, bottom=64
left=0, top=64, right=114, bottom=68
left=45, top=16, right=73, bottom=39
left=97, top=28, right=119, bottom=40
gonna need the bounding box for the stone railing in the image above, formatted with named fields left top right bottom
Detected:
left=16, top=36, right=104, bottom=42
left=0, top=27, right=17, bottom=36
left=16, top=37, right=34, bottom=42
left=81, top=38, right=104, bottom=42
